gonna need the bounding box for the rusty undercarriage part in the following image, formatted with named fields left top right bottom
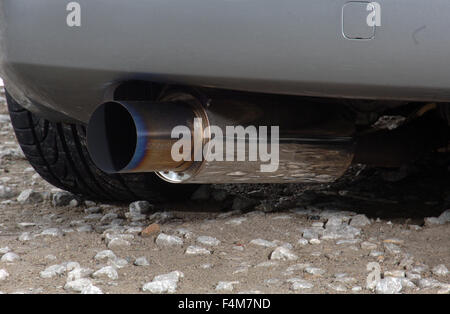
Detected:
left=87, top=88, right=449, bottom=184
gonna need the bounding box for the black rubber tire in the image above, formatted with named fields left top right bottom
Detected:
left=6, top=91, right=197, bottom=202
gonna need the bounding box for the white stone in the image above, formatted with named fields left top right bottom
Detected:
left=107, top=238, right=131, bottom=249
left=384, top=270, right=406, bottom=278
left=286, top=263, right=311, bottom=273
left=225, top=217, right=247, bottom=225
left=104, top=232, right=134, bottom=244
left=438, top=286, right=450, bottom=294
left=142, top=271, right=183, bottom=293
left=270, top=246, right=298, bottom=261
left=51, top=191, right=74, bottom=207
left=321, top=225, right=361, bottom=240
left=125, top=213, right=147, bottom=221
left=384, top=243, right=402, bottom=255
left=233, top=267, right=248, bottom=274
left=134, top=257, right=150, bottom=266
left=17, top=222, right=36, bottom=229
left=84, top=200, right=96, bottom=207
left=325, top=216, right=343, bottom=228
left=0, top=269, right=9, bottom=281
left=69, top=199, right=79, bottom=207
left=154, top=270, right=184, bottom=282
left=70, top=220, right=85, bottom=227
left=301, top=228, right=322, bottom=240
left=401, top=278, right=416, bottom=289
left=81, top=285, right=103, bottom=294
left=76, top=225, right=93, bottom=233
left=39, top=228, right=62, bottom=237
left=336, top=239, right=359, bottom=245
left=334, top=275, right=357, bottom=284
left=349, top=214, right=371, bottom=227
left=142, top=280, right=175, bottom=293
left=65, top=262, right=81, bottom=272
left=64, top=278, right=93, bottom=292
left=17, top=189, right=43, bottom=204
left=437, top=209, right=450, bottom=223
left=297, top=238, right=309, bottom=245
left=129, top=201, right=152, bottom=215
left=23, top=167, right=34, bottom=173
left=250, top=239, right=277, bottom=248
left=40, top=264, right=66, bottom=278
left=126, top=226, right=144, bottom=234
left=289, top=278, right=314, bottom=290
left=67, top=267, right=93, bottom=282
left=309, top=239, right=321, bottom=245
left=93, top=266, right=118, bottom=280
left=418, top=278, right=444, bottom=289
left=217, top=210, right=242, bottom=219
left=424, top=217, right=441, bottom=225
left=406, top=272, right=421, bottom=281
left=328, top=283, right=347, bottom=292
left=411, top=264, right=429, bottom=274
left=1, top=252, right=20, bottom=263
left=196, top=236, right=221, bottom=246
left=149, top=211, right=173, bottom=222
left=426, top=209, right=450, bottom=225
left=185, top=245, right=211, bottom=255
left=215, top=281, right=239, bottom=292
left=18, top=232, right=32, bottom=242
left=305, top=267, right=325, bottom=276
left=0, top=247, right=10, bottom=254
left=0, top=185, right=17, bottom=199
left=173, top=228, right=192, bottom=239
left=432, top=264, right=449, bottom=276
left=108, top=258, right=129, bottom=269
left=94, top=250, right=117, bottom=261
left=84, top=207, right=101, bottom=214
left=101, top=213, right=118, bottom=223
left=155, top=233, right=183, bottom=247
left=84, top=214, right=102, bottom=221
left=375, top=277, right=403, bottom=294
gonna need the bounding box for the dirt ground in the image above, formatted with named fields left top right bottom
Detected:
left=0, top=84, right=449, bottom=294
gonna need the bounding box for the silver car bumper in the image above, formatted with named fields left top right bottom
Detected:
left=1, top=0, right=450, bottom=123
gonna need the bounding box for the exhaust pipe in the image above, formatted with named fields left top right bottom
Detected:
left=87, top=97, right=205, bottom=174
left=87, top=91, right=355, bottom=183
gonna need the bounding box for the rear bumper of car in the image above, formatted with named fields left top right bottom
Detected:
left=2, top=0, right=450, bottom=123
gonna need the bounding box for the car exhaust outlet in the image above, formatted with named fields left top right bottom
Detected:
left=87, top=98, right=207, bottom=174
left=87, top=92, right=355, bottom=183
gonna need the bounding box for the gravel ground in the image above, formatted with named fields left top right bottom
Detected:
left=0, top=83, right=449, bottom=294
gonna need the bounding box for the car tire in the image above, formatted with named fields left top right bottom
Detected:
left=6, top=91, right=198, bottom=202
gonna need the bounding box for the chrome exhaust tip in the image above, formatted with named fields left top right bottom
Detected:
left=87, top=96, right=207, bottom=175
left=87, top=92, right=355, bottom=183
